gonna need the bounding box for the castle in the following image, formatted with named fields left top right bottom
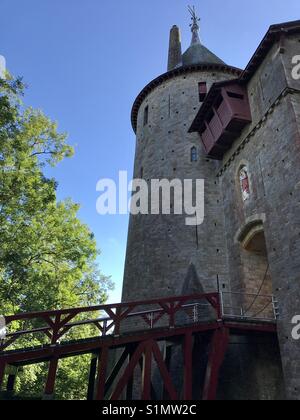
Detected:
left=122, top=9, right=300, bottom=400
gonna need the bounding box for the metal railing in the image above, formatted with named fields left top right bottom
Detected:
left=220, top=291, right=278, bottom=322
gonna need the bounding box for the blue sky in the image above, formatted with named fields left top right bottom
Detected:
left=0, top=0, right=299, bottom=304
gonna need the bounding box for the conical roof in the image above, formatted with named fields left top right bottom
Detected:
left=182, top=43, right=225, bottom=66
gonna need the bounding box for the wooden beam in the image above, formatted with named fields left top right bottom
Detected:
left=202, top=328, right=229, bottom=401
left=95, top=347, right=109, bottom=400
left=44, top=357, right=59, bottom=400
left=163, top=344, right=172, bottom=400
left=141, top=341, right=153, bottom=400
left=183, top=332, right=193, bottom=400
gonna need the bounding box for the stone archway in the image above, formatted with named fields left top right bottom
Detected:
left=236, top=218, right=273, bottom=319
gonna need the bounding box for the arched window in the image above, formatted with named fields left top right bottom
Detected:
left=239, top=166, right=250, bottom=201
left=191, top=147, right=198, bottom=162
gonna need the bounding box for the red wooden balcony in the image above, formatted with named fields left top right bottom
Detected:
left=190, top=83, right=252, bottom=160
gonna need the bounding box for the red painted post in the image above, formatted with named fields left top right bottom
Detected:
left=51, top=315, right=61, bottom=345
left=95, top=346, right=109, bottom=400
left=114, top=307, right=122, bottom=337
left=44, top=357, right=59, bottom=400
left=183, top=332, right=193, bottom=400
left=202, top=328, right=229, bottom=401
left=141, top=341, right=153, bottom=400
left=0, top=361, right=6, bottom=391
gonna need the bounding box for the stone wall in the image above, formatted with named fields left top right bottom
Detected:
left=122, top=32, right=300, bottom=400
left=219, top=34, right=300, bottom=399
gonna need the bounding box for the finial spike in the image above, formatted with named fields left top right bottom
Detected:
left=188, top=5, right=201, bottom=45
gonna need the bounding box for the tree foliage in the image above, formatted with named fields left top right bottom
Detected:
left=0, top=76, right=113, bottom=399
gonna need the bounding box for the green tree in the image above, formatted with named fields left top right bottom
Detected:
left=0, top=76, right=113, bottom=399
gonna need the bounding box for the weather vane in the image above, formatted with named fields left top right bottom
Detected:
left=188, top=5, right=201, bottom=44
left=188, top=5, right=200, bottom=30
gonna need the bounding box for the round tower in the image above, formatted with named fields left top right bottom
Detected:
left=122, top=11, right=241, bottom=302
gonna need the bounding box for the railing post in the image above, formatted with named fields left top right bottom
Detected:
left=114, top=307, right=122, bottom=337
left=272, top=296, right=279, bottom=320
left=103, top=320, right=108, bottom=337
left=150, top=312, right=154, bottom=329
left=193, top=305, right=197, bottom=323
left=169, top=303, right=175, bottom=329
left=219, top=292, right=224, bottom=319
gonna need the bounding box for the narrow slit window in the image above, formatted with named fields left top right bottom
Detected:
left=227, top=91, right=244, bottom=100
left=198, top=82, right=207, bottom=102
left=143, top=106, right=149, bottom=126
left=191, top=147, right=198, bottom=162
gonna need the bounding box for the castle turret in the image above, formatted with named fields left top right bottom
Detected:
left=123, top=9, right=241, bottom=303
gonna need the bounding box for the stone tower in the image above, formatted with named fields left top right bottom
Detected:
left=122, top=10, right=240, bottom=303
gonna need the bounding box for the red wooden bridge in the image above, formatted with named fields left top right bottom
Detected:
left=0, top=292, right=278, bottom=400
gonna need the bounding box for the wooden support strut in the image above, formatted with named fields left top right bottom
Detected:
left=183, top=332, right=193, bottom=400
left=202, top=327, right=229, bottom=401
left=95, top=346, right=109, bottom=401
left=126, top=346, right=137, bottom=401
left=141, top=341, right=153, bottom=400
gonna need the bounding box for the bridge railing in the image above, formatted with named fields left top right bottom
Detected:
left=0, top=293, right=221, bottom=353
left=220, top=291, right=278, bottom=322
